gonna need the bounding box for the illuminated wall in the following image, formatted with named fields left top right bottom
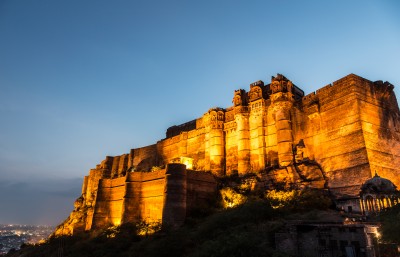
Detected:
left=80, top=74, right=400, bottom=198
left=54, top=73, right=400, bottom=236
left=153, top=74, right=400, bottom=197
left=73, top=164, right=216, bottom=233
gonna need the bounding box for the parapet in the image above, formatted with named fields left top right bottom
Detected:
left=166, top=119, right=197, bottom=138
left=301, top=73, right=384, bottom=106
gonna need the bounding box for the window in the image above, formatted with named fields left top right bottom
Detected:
left=348, top=206, right=353, bottom=213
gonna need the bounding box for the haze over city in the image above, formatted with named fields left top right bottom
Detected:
left=0, top=0, right=399, bottom=225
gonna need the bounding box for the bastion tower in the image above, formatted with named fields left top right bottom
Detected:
left=269, top=75, right=295, bottom=167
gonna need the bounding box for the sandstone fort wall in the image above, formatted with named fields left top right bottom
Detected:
left=55, top=73, right=400, bottom=235
left=84, top=74, right=400, bottom=198
left=55, top=164, right=217, bottom=235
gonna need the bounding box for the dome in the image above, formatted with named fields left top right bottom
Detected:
left=361, top=172, right=398, bottom=194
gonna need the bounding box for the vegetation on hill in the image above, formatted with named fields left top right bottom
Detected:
left=378, top=203, right=400, bottom=244
left=6, top=177, right=336, bottom=257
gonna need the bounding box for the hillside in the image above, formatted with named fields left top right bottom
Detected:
left=5, top=188, right=337, bottom=257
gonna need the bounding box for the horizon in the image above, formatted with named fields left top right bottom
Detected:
left=1, top=0, right=399, bottom=225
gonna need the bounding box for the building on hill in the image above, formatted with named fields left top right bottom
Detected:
left=275, top=221, right=381, bottom=257
left=335, top=172, right=400, bottom=215
left=360, top=172, right=400, bottom=215
left=55, top=73, right=400, bottom=235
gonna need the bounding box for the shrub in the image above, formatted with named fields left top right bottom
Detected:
left=379, top=204, right=400, bottom=244
left=264, top=188, right=332, bottom=212
left=220, top=187, right=247, bottom=208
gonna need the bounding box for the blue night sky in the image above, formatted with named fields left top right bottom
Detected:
left=0, top=0, right=399, bottom=225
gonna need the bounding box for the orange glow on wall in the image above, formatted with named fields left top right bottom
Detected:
left=180, top=157, right=193, bottom=169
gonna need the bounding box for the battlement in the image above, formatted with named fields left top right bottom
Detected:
left=250, top=80, right=264, bottom=88
left=302, top=73, right=396, bottom=106
left=166, top=119, right=197, bottom=138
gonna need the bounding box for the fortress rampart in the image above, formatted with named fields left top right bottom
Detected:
left=55, top=164, right=216, bottom=235
left=126, top=73, right=400, bottom=194
left=55, top=73, right=400, bottom=235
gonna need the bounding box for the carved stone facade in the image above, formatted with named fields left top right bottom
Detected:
left=360, top=172, right=400, bottom=215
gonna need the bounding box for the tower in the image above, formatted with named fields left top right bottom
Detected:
left=204, top=108, right=225, bottom=176
left=269, top=74, right=295, bottom=167
left=233, top=89, right=251, bottom=175
left=248, top=80, right=267, bottom=172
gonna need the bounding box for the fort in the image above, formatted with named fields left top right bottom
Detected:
left=54, top=73, right=400, bottom=236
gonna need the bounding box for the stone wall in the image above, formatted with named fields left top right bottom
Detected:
left=358, top=80, right=400, bottom=187
left=297, top=75, right=400, bottom=197
left=54, top=164, right=217, bottom=235
left=158, top=118, right=207, bottom=171
left=92, top=176, right=126, bottom=228
left=186, top=170, right=218, bottom=210
left=276, top=222, right=379, bottom=257
left=55, top=73, right=400, bottom=235
left=151, top=74, right=400, bottom=197
left=300, top=75, right=373, bottom=197
left=81, top=73, right=400, bottom=198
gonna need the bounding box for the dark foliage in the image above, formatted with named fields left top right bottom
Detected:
left=378, top=204, right=400, bottom=244
left=6, top=188, right=332, bottom=257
